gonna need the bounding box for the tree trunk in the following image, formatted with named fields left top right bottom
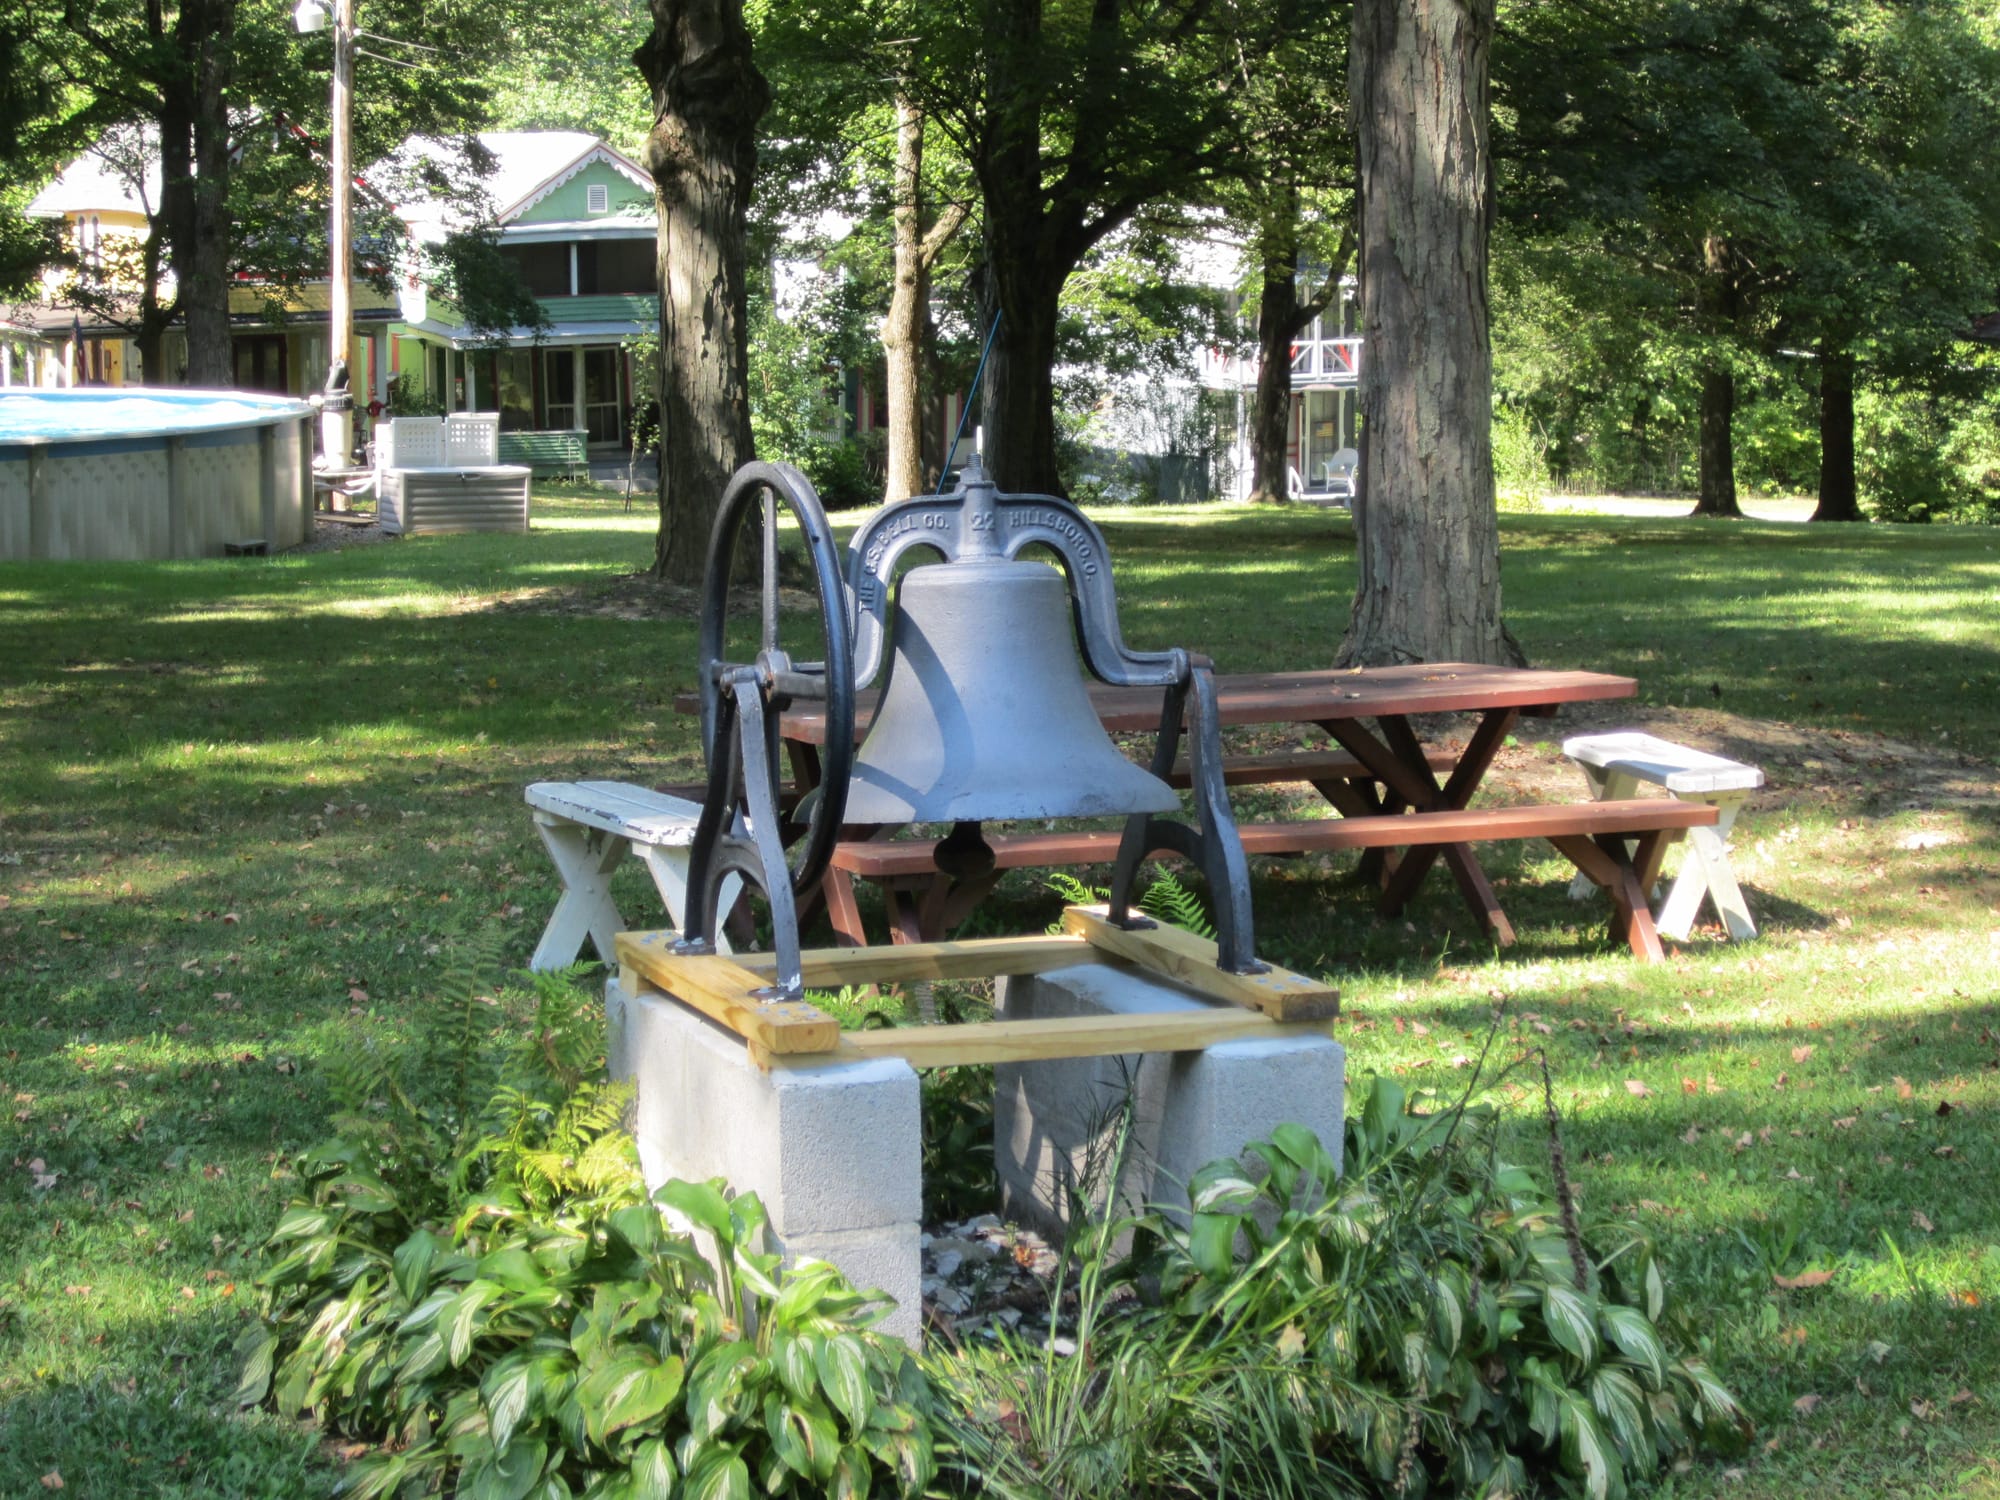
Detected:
left=178, top=0, right=234, bottom=386
left=1248, top=211, right=1301, bottom=506
left=881, top=94, right=966, bottom=503
left=1339, top=0, right=1520, bottom=668
left=1689, top=232, right=1743, bottom=517
left=1691, top=366, right=1741, bottom=515
left=976, top=253, right=1063, bottom=495
left=1812, top=344, right=1861, bottom=521
left=883, top=94, right=930, bottom=504
left=636, top=0, right=768, bottom=584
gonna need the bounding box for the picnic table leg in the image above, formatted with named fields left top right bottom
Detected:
left=885, top=882, right=929, bottom=946
left=822, top=867, right=871, bottom=946
left=1550, top=831, right=1667, bottom=961
left=1566, top=764, right=1642, bottom=899
left=1373, top=710, right=1520, bottom=944
left=1601, top=831, right=1667, bottom=960
left=1657, top=792, right=1754, bottom=941
left=1319, top=718, right=1433, bottom=886
left=529, top=815, right=629, bottom=970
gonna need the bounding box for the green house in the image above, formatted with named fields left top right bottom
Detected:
left=425, top=132, right=658, bottom=451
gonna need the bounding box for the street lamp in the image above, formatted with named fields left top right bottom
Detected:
left=296, top=0, right=354, bottom=470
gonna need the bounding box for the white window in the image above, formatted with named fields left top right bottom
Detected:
left=586, top=183, right=609, bottom=214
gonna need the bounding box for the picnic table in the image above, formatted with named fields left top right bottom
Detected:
left=671, top=662, right=1714, bottom=959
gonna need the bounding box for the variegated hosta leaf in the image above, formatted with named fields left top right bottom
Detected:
left=1598, top=1304, right=1669, bottom=1390
left=1558, top=1390, right=1626, bottom=1500
left=1590, top=1366, right=1655, bottom=1469
left=1541, top=1284, right=1602, bottom=1368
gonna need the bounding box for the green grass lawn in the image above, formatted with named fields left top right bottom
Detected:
left=2, top=491, right=1997, bottom=1497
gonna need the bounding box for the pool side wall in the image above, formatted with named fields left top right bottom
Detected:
left=0, top=416, right=312, bottom=561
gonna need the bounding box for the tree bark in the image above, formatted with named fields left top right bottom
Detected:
left=1689, top=232, right=1743, bottom=517
left=1248, top=209, right=1302, bottom=506
left=1247, top=193, right=1353, bottom=506
left=881, top=93, right=966, bottom=503
left=1339, top=0, right=1520, bottom=668
left=1692, top=366, right=1740, bottom=515
left=975, top=250, right=1063, bottom=494
left=974, top=0, right=1067, bottom=496
left=178, top=0, right=234, bottom=386
left=636, top=0, right=768, bottom=584
left=1811, top=344, right=1861, bottom=521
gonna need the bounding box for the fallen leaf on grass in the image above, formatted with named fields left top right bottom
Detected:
left=1681, top=1125, right=1702, bottom=1145
left=1894, top=1076, right=1913, bottom=1100
left=1625, top=1079, right=1652, bottom=1097
left=1793, top=1393, right=1822, bottom=1416
left=348, top=986, right=369, bottom=1004
left=39, top=1472, right=62, bottom=1491
left=1832, top=1116, right=1859, bottom=1129
left=1773, top=1269, right=1836, bottom=1290
left=1866, top=1340, right=1892, bottom=1364
left=1792, top=1045, right=1815, bottom=1063
left=63, top=1285, right=90, bottom=1297
left=1935, top=1100, right=1956, bottom=1117
left=1935, top=1145, right=1959, bottom=1158
left=1912, top=1211, right=1935, bottom=1233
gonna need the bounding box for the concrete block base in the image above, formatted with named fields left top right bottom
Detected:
left=995, top=963, right=1346, bottom=1240
left=608, top=975, right=924, bottom=1343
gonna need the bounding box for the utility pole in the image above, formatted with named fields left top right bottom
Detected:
left=295, top=0, right=356, bottom=468
left=327, top=0, right=354, bottom=467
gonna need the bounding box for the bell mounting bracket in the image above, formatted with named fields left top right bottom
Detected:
left=681, top=462, right=855, bottom=999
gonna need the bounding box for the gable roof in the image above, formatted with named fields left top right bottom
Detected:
left=483, top=133, right=651, bottom=222
left=26, top=128, right=160, bottom=218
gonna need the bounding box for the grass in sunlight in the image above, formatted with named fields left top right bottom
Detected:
left=2, top=486, right=1998, bottom=1495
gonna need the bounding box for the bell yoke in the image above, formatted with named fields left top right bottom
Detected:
left=678, top=456, right=1265, bottom=999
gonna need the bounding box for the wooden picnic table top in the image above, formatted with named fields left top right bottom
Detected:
left=751, top=662, right=1636, bottom=746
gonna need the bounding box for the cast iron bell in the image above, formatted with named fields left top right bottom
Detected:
left=844, top=557, right=1180, bottom=825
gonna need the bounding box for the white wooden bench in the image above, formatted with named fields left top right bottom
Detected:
left=524, top=781, right=739, bottom=970
left=1562, top=731, right=1764, bottom=941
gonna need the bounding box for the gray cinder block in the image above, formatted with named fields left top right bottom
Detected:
left=994, top=963, right=1346, bottom=1239
left=610, top=976, right=924, bottom=1343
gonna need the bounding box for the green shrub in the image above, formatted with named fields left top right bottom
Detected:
left=236, top=959, right=932, bottom=1500
left=920, top=1063, right=997, bottom=1225
left=927, top=1076, right=1748, bottom=1499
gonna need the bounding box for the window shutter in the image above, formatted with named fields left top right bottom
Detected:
left=586, top=184, right=609, bottom=214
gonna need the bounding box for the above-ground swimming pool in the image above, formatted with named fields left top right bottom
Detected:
left=0, top=388, right=314, bottom=561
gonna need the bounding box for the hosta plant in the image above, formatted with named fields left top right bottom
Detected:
left=930, top=1076, right=1749, bottom=1500
left=236, top=960, right=931, bottom=1500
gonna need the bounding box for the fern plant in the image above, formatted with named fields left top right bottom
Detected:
left=1045, top=869, right=1217, bottom=938
left=240, top=957, right=932, bottom=1499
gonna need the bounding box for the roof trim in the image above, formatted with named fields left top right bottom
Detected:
left=497, top=142, right=652, bottom=223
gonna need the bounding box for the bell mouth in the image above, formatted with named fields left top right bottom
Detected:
left=843, top=558, right=1180, bottom=826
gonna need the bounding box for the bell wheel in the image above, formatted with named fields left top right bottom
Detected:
left=695, top=461, right=854, bottom=897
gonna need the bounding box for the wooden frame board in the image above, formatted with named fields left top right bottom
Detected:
left=614, top=905, right=1340, bottom=1069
